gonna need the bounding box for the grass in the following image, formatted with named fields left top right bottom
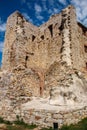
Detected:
left=7, top=124, right=37, bottom=130
left=60, top=117, right=87, bottom=130
left=0, top=115, right=37, bottom=130
left=0, top=116, right=87, bottom=130
left=41, top=127, right=53, bottom=130
left=7, top=125, right=30, bottom=130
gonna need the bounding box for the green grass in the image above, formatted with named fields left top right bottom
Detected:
left=41, top=127, right=53, bottom=130
left=13, top=115, right=37, bottom=129
left=0, top=115, right=37, bottom=130
left=60, top=117, right=87, bottom=130
left=7, top=125, right=28, bottom=130
left=7, top=124, right=37, bottom=130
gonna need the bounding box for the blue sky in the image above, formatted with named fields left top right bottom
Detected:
left=0, top=0, right=87, bottom=66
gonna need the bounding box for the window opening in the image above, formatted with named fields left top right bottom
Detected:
left=48, top=24, right=53, bottom=37
left=84, top=45, right=87, bottom=53
left=32, top=35, right=36, bottom=41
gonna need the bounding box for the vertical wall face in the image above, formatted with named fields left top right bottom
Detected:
left=2, top=12, right=18, bottom=70
left=77, top=23, right=87, bottom=71
left=2, top=11, right=63, bottom=71
left=59, top=5, right=87, bottom=71
left=69, top=6, right=86, bottom=70
left=2, top=5, right=87, bottom=72
left=2, top=12, right=38, bottom=70
left=26, top=13, right=62, bottom=70
left=2, top=12, right=28, bottom=70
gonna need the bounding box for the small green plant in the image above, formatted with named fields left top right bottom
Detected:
left=0, top=117, right=4, bottom=123
left=26, top=123, right=37, bottom=129
left=41, top=127, right=53, bottom=130
left=60, top=125, right=70, bottom=130
left=13, top=115, right=24, bottom=125
left=0, top=117, right=12, bottom=125
left=16, top=115, right=20, bottom=121
left=4, top=120, right=12, bottom=125
left=13, top=115, right=37, bottom=129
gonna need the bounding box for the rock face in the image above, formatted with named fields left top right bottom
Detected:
left=0, top=5, right=87, bottom=127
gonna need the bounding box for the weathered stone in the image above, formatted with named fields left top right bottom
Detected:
left=35, top=116, right=41, bottom=120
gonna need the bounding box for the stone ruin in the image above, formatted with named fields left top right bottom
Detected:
left=0, top=5, right=87, bottom=127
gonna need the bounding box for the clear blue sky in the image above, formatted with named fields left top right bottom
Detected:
left=0, top=0, right=87, bottom=66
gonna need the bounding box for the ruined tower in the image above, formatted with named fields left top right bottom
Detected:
left=0, top=5, right=87, bottom=127
left=1, top=4, right=87, bottom=102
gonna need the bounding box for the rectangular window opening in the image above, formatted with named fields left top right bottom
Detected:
left=48, top=24, right=53, bottom=37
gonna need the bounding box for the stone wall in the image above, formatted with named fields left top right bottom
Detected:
left=0, top=5, right=87, bottom=128
left=77, top=23, right=87, bottom=71
left=0, top=103, right=87, bottom=128
left=19, top=106, right=87, bottom=128
left=1, top=4, right=87, bottom=100
left=2, top=5, right=87, bottom=96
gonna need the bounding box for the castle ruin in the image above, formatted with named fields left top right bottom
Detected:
left=0, top=5, right=87, bottom=128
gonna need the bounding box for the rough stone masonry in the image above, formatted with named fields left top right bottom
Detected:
left=0, top=5, right=87, bottom=128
